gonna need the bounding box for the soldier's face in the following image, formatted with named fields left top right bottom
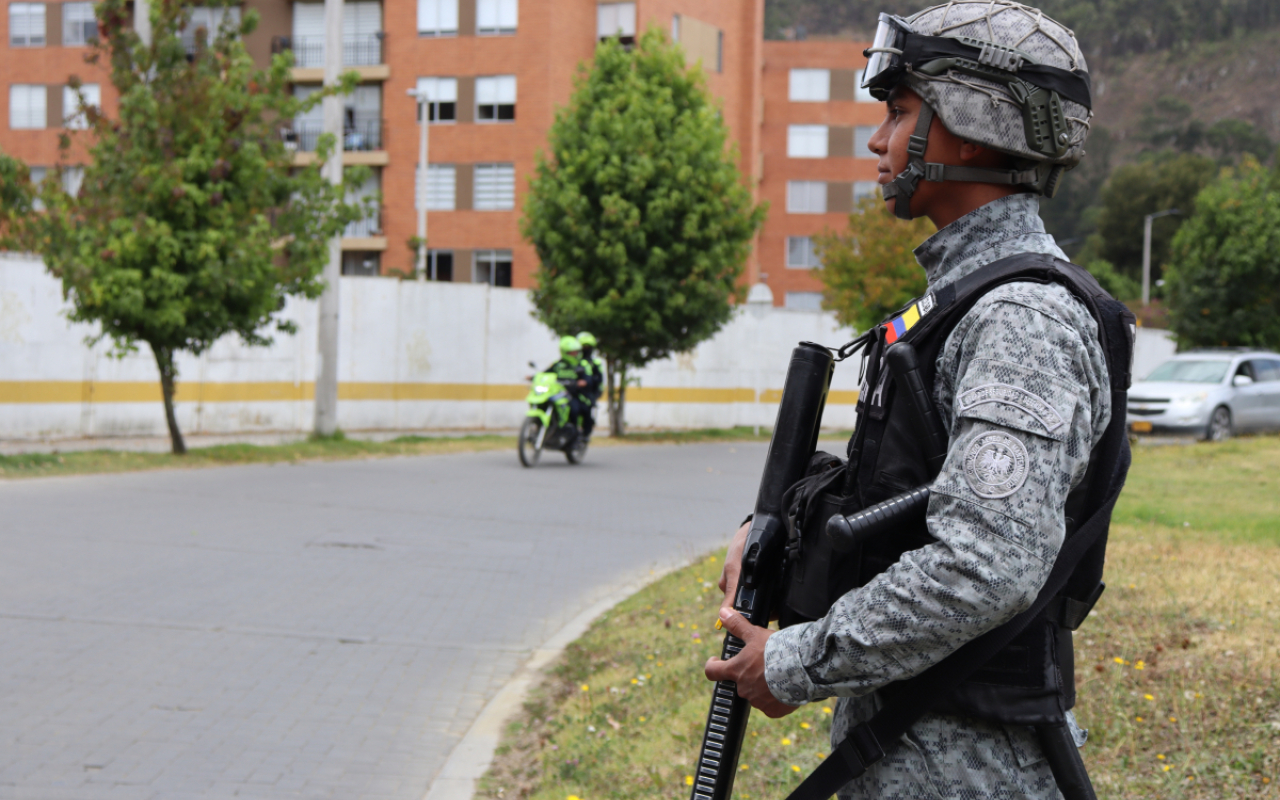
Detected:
left=867, top=85, right=930, bottom=218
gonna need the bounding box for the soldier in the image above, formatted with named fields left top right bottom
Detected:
left=706, top=2, right=1121, bottom=798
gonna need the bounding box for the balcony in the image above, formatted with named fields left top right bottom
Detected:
left=282, top=119, right=389, bottom=167
left=272, top=34, right=390, bottom=82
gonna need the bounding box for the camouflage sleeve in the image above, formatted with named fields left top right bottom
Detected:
left=763, top=284, right=1109, bottom=704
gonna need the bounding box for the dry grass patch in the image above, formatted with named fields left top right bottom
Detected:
left=479, top=437, right=1280, bottom=800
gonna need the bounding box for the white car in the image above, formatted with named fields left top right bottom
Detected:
left=1127, top=350, right=1280, bottom=440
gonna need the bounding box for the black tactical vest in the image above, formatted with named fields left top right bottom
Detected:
left=778, top=253, right=1135, bottom=725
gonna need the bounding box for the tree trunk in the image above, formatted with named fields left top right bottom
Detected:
left=152, top=344, right=187, bottom=455
left=605, top=356, right=628, bottom=437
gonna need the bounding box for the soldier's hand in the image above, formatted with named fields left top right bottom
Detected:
left=718, top=520, right=750, bottom=617
left=704, top=608, right=798, bottom=719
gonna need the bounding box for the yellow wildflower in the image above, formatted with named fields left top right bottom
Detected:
left=1113, top=657, right=1125, bottom=664
left=1157, top=754, right=1165, bottom=760
left=791, top=765, right=801, bottom=773
left=739, top=764, right=749, bottom=771
left=1134, top=660, right=1146, bottom=670
left=567, top=795, right=580, bottom=800
left=685, top=776, right=694, bottom=786
left=1144, top=694, right=1154, bottom=701
left=639, top=717, right=646, bottom=722
left=581, top=684, right=589, bottom=692
left=692, top=624, right=699, bottom=630
left=631, top=678, right=639, bottom=685
left=817, top=753, right=826, bottom=759
left=781, top=738, right=792, bottom=746
left=1169, top=716, right=1177, bottom=723
left=822, top=707, right=832, bottom=714
left=800, top=722, right=811, bottom=730
left=1136, top=716, right=1144, bottom=722
left=678, top=623, right=686, bottom=629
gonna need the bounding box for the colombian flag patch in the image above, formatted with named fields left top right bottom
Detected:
left=881, top=293, right=936, bottom=344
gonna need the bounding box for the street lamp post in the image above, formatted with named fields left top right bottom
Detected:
left=1142, top=208, right=1180, bottom=306
left=407, top=87, right=430, bottom=281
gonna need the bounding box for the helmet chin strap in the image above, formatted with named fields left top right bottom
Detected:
left=881, top=101, right=1055, bottom=220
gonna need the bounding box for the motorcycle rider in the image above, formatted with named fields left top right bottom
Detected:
left=547, top=335, right=590, bottom=437
left=706, top=3, right=1121, bottom=798
left=576, top=332, right=605, bottom=440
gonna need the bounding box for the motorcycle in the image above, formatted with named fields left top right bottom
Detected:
left=518, top=363, right=588, bottom=467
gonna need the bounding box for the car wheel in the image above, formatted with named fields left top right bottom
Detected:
left=1205, top=406, right=1232, bottom=442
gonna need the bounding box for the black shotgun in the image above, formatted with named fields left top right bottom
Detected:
left=689, top=342, right=834, bottom=800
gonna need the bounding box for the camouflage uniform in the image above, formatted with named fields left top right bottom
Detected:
left=763, top=193, right=1111, bottom=799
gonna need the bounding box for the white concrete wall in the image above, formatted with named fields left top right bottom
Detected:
left=0, top=256, right=864, bottom=441
left=0, top=256, right=1186, bottom=442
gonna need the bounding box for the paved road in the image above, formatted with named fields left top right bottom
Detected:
left=0, top=442, right=766, bottom=800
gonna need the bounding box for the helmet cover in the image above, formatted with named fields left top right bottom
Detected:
left=904, top=0, right=1091, bottom=167
left=559, top=335, right=582, bottom=355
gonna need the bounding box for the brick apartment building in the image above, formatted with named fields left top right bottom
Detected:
left=2, top=0, right=878, bottom=305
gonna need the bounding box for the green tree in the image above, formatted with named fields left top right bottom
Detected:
left=18, top=0, right=368, bottom=454
left=522, top=29, right=765, bottom=437
left=1164, top=158, right=1280, bottom=349
left=1096, top=152, right=1216, bottom=287
left=814, top=195, right=935, bottom=332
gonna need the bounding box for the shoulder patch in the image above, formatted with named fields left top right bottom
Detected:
left=958, top=383, right=1065, bottom=434
left=962, top=431, right=1030, bottom=499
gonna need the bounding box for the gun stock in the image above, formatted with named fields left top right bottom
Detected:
left=690, top=342, right=833, bottom=800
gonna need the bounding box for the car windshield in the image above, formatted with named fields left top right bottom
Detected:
left=1145, top=360, right=1231, bottom=384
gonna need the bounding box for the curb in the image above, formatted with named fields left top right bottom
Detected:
left=420, top=555, right=707, bottom=800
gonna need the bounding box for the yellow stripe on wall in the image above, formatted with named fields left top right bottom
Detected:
left=0, top=381, right=859, bottom=406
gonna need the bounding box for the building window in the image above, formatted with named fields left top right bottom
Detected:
left=182, top=6, right=241, bottom=53
left=788, top=69, right=829, bottom=102
left=786, top=181, right=826, bottom=214
left=9, top=85, right=47, bottom=130
left=854, top=69, right=876, bottom=103
left=473, top=163, right=515, bottom=210
left=597, top=2, right=635, bottom=42
left=427, top=249, right=453, bottom=281
left=416, top=77, right=457, bottom=122
left=418, top=0, right=458, bottom=36
left=473, top=250, right=512, bottom=286
left=62, top=84, right=101, bottom=130
left=343, top=171, right=381, bottom=238
left=671, top=13, right=679, bottom=40
left=63, top=2, right=97, bottom=46
left=785, top=292, right=824, bottom=311
left=787, top=125, right=828, bottom=158
left=28, top=166, right=48, bottom=210
left=62, top=166, right=85, bottom=197
left=854, top=181, right=879, bottom=202
left=475, top=75, right=516, bottom=122
left=9, top=3, right=46, bottom=46
left=786, top=237, right=821, bottom=269
left=854, top=125, right=877, bottom=158
left=291, top=2, right=384, bottom=67
left=420, top=164, right=455, bottom=210
left=341, top=251, right=381, bottom=276
left=476, top=0, right=517, bottom=34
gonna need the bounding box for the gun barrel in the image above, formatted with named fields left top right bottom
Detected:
left=690, top=342, right=834, bottom=800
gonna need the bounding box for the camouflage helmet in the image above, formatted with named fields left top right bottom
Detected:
left=861, top=1, right=1093, bottom=216
left=904, top=1, right=1091, bottom=168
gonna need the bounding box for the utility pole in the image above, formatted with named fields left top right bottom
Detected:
left=1142, top=208, right=1180, bottom=306
left=314, top=0, right=345, bottom=436
left=408, top=87, right=430, bottom=281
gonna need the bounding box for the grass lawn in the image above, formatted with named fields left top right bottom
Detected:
left=0, top=426, right=830, bottom=480
left=479, top=436, right=1280, bottom=800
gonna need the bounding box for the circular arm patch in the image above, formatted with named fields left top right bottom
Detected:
left=962, top=431, right=1030, bottom=499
